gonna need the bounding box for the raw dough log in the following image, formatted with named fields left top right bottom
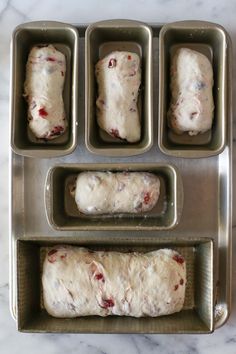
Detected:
left=24, top=44, right=67, bottom=140
left=42, top=246, right=186, bottom=318
left=168, top=48, right=214, bottom=136
left=95, top=51, right=141, bottom=142
left=74, top=171, right=160, bottom=214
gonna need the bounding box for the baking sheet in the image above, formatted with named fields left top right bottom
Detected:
left=9, top=23, right=232, bottom=331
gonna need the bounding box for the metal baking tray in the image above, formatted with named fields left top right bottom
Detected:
left=45, top=163, right=183, bottom=231
left=159, top=20, right=228, bottom=158
left=10, top=21, right=79, bottom=158
left=9, top=22, right=232, bottom=333
left=85, top=19, right=153, bottom=156
left=16, top=237, right=213, bottom=333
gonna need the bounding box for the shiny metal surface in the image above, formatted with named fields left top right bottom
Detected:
left=10, top=21, right=79, bottom=158
left=85, top=19, right=153, bottom=156
left=159, top=21, right=229, bottom=158
left=9, top=23, right=232, bottom=333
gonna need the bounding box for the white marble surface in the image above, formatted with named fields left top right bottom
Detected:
left=1, top=0, right=236, bottom=353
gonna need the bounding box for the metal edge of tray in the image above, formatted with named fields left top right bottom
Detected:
left=213, top=29, right=233, bottom=329
left=9, top=151, right=16, bottom=320
left=9, top=22, right=233, bottom=329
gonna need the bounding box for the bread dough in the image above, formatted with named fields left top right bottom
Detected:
left=168, top=48, right=214, bottom=136
left=95, top=51, right=141, bottom=142
left=42, top=246, right=186, bottom=318
left=74, top=171, right=160, bottom=214
left=24, top=44, right=67, bottom=140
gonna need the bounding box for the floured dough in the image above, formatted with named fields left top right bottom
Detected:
left=74, top=171, right=160, bottom=214
left=95, top=51, right=141, bottom=142
left=24, top=44, right=67, bottom=140
left=42, top=246, right=186, bottom=318
left=168, top=48, right=214, bottom=136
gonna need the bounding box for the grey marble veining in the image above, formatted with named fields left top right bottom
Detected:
left=1, top=0, right=236, bottom=353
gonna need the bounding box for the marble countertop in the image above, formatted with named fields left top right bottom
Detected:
left=1, top=0, right=235, bottom=353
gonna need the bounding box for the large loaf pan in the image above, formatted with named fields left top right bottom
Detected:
left=85, top=19, right=153, bottom=156
left=17, top=237, right=214, bottom=333
left=158, top=21, right=229, bottom=158
left=45, top=163, right=183, bottom=231
left=10, top=21, right=79, bottom=158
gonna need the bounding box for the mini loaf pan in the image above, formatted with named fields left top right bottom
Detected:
left=158, top=21, right=229, bottom=158
left=16, top=236, right=214, bottom=333
left=85, top=19, right=153, bottom=156
left=10, top=21, right=79, bottom=158
left=45, top=163, right=183, bottom=231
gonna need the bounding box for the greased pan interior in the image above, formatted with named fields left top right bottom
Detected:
left=44, top=163, right=183, bottom=231
left=10, top=21, right=79, bottom=158
left=85, top=19, right=153, bottom=156
left=158, top=20, right=228, bottom=158
left=17, top=237, right=214, bottom=333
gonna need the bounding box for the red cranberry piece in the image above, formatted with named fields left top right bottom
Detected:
left=143, top=192, right=151, bottom=204
left=190, top=112, right=198, bottom=120
left=55, top=126, right=64, bottom=132
left=101, top=298, right=114, bottom=309
left=48, top=249, right=58, bottom=263
left=95, top=273, right=105, bottom=282
left=46, top=57, right=56, bottom=62
left=108, top=58, right=117, bottom=68
left=38, top=108, right=48, bottom=118
left=127, top=55, right=132, bottom=60
left=111, top=129, right=120, bottom=138
left=173, top=254, right=185, bottom=265
left=48, top=249, right=57, bottom=256
left=51, top=126, right=64, bottom=136
left=180, top=278, right=184, bottom=285
left=174, top=284, right=179, bottom=291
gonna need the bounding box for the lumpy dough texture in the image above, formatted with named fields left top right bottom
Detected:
left=95, top=51, right=141, bottom=142
left=74, top=171, right=160, bottom=214
left=24, top=45, right=67, bottom=140
left=168, top=48, right=214, bottom=136
left=42, top=246, right=186, bottom=318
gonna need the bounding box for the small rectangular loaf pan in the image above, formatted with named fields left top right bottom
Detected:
left=16, top=236, right=214, bottom=333
left=85, top=19, right=153, bottom=156
left=158, top=21, right=229, bottom=158
left=10, top=21, right=79, bottom=158
left=45, top=163, right=183, bottom=231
